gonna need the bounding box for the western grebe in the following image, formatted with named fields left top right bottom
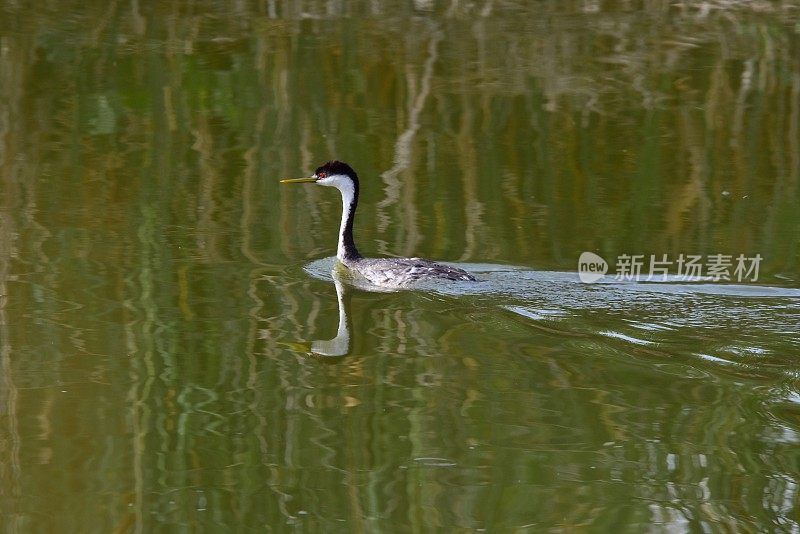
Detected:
left=281, top=161, right=476, bottom=287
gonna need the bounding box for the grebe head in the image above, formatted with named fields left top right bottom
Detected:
left=280, top=160, right=358, bottom=191
left=313, top=160, right=358, bottom=190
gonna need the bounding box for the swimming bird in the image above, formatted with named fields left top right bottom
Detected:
left=281, top=161, right=476, bottom=287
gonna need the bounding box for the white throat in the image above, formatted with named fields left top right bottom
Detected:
left=318, top=174, right=356, bottom=262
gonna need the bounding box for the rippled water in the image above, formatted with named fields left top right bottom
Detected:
left=293, top=256, right=800, bottom=530
left=1, top=1, right=799, bottom=532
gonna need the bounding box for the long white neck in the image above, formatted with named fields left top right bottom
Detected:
left=332, top=178, right=360, bottom=263
left=337, top=181, right=354, bottom=260
left=318, top=173, right=361, bottom=263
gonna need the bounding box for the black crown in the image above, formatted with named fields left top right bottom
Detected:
left=316, top=160, right=358, bottom=180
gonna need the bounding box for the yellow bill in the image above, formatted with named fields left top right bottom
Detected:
left=280, top=177, right=317, bottom=184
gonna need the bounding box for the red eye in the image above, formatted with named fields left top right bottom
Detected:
left=318, top=172, right=327, bottom=178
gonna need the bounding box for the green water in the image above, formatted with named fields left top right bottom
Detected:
left=1, top=2, right=800, bottom=531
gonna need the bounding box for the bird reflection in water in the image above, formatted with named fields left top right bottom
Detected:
left=309, top=267, right=352, bottom=358
left=279, top=266, right=353, bottom=358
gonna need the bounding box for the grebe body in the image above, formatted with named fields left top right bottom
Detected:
left=281, top=161, right=476, bottom=287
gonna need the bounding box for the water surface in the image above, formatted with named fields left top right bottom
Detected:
left=1, top=1, right=799, bottom=532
